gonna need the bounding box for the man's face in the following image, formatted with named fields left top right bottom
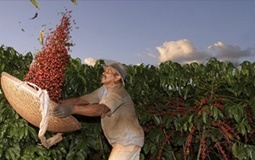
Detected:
left=101, top=66, right=120, bottom=85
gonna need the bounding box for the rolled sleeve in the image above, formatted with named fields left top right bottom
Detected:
left=79, top=86, right=107, bottom=104
left=100, top=93, right=123, bottom=115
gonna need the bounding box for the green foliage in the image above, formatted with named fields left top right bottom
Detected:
left=61, top=58, right=103, bottom=99
left=29, top=0, right=77, bottom=9
left=30, top=0, right=39, bottom=9
left=1, top=46, right=255, bottom=159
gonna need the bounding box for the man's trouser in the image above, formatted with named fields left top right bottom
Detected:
left=108, top=143, right=141, bottom=160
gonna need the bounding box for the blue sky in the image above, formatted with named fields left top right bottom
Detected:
left=1, top=0, right=255, bottom=66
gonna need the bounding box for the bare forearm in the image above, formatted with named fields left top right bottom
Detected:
left=73, top=104, right=110, bottom=117
left=60, top=97, right=89, bottom=106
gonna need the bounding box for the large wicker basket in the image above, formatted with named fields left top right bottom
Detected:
left=1, top=72, right=81, bottom=132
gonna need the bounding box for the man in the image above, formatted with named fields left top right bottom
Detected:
left=53, top=62, right=144, bottom=160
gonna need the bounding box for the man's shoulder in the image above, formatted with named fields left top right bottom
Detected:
left=111, top=84, right=131, bottom=98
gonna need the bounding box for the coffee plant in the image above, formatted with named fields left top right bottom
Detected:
left=1, top=48, right=255, bottom=159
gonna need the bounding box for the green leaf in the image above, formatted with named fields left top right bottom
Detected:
left=232, top=143, right=240, bottom=158
left=232, top=142, right=255, bottom=160
left=173, top=117, right=181, bottom=131
left=5, top=147, right=20, bottom=160
left=0, top=63, right=5, bottom=72
left=202, top=111, right=207, bottom=124
left=71, top=0, right=77, bottom=5
left=162, top=115, right=171, bottom=129
left=27, top=126, right=38, bottom=141
left=142, top=141, right=151, bottom=154
left=183, top=122, right=187, bottom=131
left=39, top=28, right=44, bottom=45
left=229, top=105, right=243, bottom=123
left=152, top=114, right=161, bottom=126
left=162, top=144, right=174, bottom=160
left=172, top=132, right=185, bottom=146
left=237, top=123, right=246, bottom=135
left=30, top=0, right=39, bottom=9
left=188, top=114, right=193, bottom=123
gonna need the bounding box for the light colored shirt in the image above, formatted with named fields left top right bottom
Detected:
left=79, top=83, right=144, bottom=147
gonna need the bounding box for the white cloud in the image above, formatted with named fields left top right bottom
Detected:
left=208, top=42, right=254, bottom=64
left=154, top=39, right=255, bottom=65
left=84, top=57, right=119, bottom=66
left=85, top=40, right=255, bottom=66
left=84, top=57, right=98, bottom=66
left=156, top=39, right=209, bottom=64
left=148, top=52, right=156, bottom=58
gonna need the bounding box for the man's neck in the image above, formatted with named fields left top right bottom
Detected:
left=104, top=83, right=115, bottom=89
left=104, top=83, right=121, bottom=89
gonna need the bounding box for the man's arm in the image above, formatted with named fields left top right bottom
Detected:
left=73, top=103, right=110, bottom=117
left=53, top=103, right=110, bottom=118
left=59, top=97, right=89, bottom=106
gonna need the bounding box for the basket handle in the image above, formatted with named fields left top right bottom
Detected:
left=26, top=82, right=42, bottom=92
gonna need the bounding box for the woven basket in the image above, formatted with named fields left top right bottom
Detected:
left=1, top=72, right=81, bottom=133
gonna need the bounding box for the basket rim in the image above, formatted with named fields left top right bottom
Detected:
left=1, top=72, right=81, bottom=132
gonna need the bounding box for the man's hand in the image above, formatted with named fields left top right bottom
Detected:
left=53, top=104, right=74, bottom=118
